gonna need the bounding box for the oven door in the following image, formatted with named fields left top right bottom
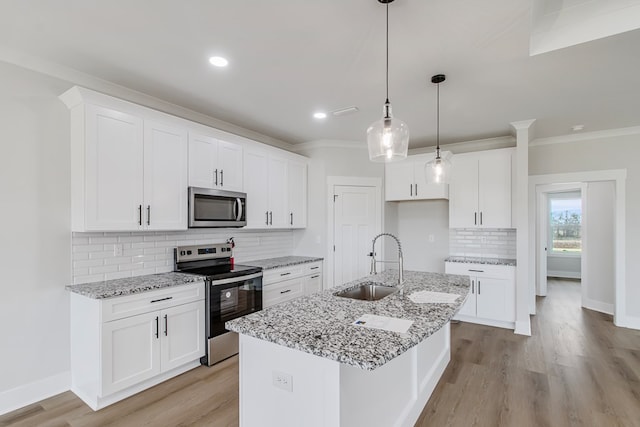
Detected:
left=189, top=187, right=246, bottom=228
left=208, top=273, right=262, bottom=339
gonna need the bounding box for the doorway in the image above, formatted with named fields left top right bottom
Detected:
left=327, top=177, right=382, bottom=289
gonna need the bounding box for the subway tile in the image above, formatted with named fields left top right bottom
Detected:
left=89, top=251, right=114, bottom=260
left=74, top=259, right=104, bottom=268
left=74, top=274, right=105, bottom=285
left=89, top=265, right=119, bottom=275
left=73, top=244, right=104, bottom=253
left=90, top=236, right=118, bottom=244
left=104, top=271, right=132, bottom=281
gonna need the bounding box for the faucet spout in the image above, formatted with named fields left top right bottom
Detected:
left=369, top=233, right=404, bottom=286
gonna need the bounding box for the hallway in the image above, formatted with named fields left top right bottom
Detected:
left=416, top=279, right=640, bottom=427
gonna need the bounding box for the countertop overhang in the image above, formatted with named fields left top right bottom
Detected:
left=226, top=270, right=470, bottom=370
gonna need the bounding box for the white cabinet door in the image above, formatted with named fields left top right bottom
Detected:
left=457, top=283, right=477, bottom=317
left=160, top=301, right=205, bottom=372
left=188, top=133, right=217, bottom=189
left=476, top=277, right=515, bottom=322
left=143, top=121, right=188, bottom=230
left=478, top=150, right=512, bottom=228
left=84, top=104, right=144, bottom=231
left=217, top=141, right=243, bottom=191
left=385, top=159, right=414, bottom=201
left=102, top=311, right=161, bottom=396
left=449, top=154, right=479, bottom=228
left=244, top=149, right=269, bottom=228
left=303, top=273, right=323, bottom=294
left=268, top=155, right=288, bottom=228
left=287, top=159, right=307, bottom=228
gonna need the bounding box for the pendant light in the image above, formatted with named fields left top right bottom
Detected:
left=425, top=74, right=451, bottom=184
left=366, top=0, right=409, bottom=163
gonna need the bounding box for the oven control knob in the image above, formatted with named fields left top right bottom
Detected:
left=187, top=250, right=192, bottom=255
left=225, top=291, right=231, bottom=299
left=180, top=251, right=186, bottom=256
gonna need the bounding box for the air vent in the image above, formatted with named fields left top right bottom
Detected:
left=331, top=106, right=359, bottom=117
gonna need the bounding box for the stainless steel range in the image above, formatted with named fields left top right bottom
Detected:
left=174, top=243, right=262, bottom=366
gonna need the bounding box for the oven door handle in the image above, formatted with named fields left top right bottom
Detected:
left=234, top=198, right=243, bottom=222
left=209, top=272, right=263, bottom=286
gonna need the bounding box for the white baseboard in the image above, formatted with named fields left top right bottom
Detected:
left=514, top=319, right=532, bottom=336
left=0, top=371, right=70, bottom=416
left=582, top=298, right=614, bottom=315
left=616, top=315, right=640, bottom=330
left=547, top=271, right=581, bottom=279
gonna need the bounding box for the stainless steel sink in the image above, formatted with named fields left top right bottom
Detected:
left=335, top=282, right=398, bottom=301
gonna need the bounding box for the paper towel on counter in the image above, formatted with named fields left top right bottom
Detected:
left=408, top=291, right=459, bottom=304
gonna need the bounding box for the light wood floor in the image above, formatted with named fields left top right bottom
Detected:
left=2, top=279, right=639, bottom=427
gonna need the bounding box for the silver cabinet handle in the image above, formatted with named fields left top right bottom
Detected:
left=290, top=212, right=293, bottom=225
left=147, top=205, right=150, bottom=226
left=410, top=184, right=413, bottom=196
left=280, top=289, right=292, bottom=294
left=164, top=314, right=168, bottom=336
left=155, top=316, right=159, bottom=339
left=151, top=296, right=173, bottom=303
left=478, top=280, right=481, bottom=295
left=468, top=269, right=484, bottom=273
left=471, top=280, right=474, bottom=294
left=214, top=169, right=218, bottom=186
left=415, top=183, right=418, bottom=195
left=266, top=211, right=269, bottom=225
left=310, top=266, right=319, bottom=270
left=138, top=204, right=142, bottom=226
left=311, top=275, right=320, bottom=279
left=269, top=211, right=273, bottom=225
left=280, top=272, right=291, bottom=276
left=480, top=211, right=483, bottom=225
left=474, top=212, right=477, bottom=225
left=220, top=170, right=224, bottom=187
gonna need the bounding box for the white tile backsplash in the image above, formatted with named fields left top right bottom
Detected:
left=449, top=228, right=516, bottom=259
left=72, top=229, right=294, bottom=284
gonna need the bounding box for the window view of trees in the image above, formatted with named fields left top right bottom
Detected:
left=549, top=197, right=582, bottom=253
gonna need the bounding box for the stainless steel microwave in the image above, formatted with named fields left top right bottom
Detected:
left=189, top=187, right=247, bottom=228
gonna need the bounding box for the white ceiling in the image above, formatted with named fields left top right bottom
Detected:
left=1, top=0, right=639, bottom=147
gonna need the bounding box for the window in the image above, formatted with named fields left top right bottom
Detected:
left=549, top=195, right=581, bottom=255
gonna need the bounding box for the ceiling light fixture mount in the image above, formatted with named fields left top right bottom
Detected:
left=366, top=0, right=409, bottom=163
left=425, top=74, right=451, bottom=184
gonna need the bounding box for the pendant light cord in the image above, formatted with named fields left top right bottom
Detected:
left=436, top=81, right=440, bottom=157
left=386, top=2, right=389, bottom=104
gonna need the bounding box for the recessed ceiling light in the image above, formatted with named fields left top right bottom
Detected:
left=571, top=124, right=585, bottom=132
left=209, top=56, right=229, bottom=67
left=313, top=112, right=327, bottom=119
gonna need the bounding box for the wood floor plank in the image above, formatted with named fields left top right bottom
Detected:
left=2, top=279, right=640, bottom=427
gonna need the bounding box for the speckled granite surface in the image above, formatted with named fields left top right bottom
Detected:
left=226, top=270, right=469, bottom=371
left=244, top=256, right=323, bottom=270
left=445, top=256, right=516, bottom=266
left=66, top=272, right=204, bottom=299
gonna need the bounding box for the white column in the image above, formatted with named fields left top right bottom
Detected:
left=510, top=119, right=536, bottom=336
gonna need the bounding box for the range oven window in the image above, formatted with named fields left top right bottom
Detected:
left=209, top=277, right=262, bottom=338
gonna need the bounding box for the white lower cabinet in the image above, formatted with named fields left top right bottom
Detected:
left=70, top=282, right=205, bottom=410
left=263, top=261, right=323, bottom=308
left=445, top=262, right=515, bottom=329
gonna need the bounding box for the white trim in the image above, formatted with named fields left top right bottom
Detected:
left=530, top=126, right=640, bottom=147
left=408, top=135, right=515, bottom=156
left=620, top=316, right=640, bottom=330
left=454, top=316, right=515, bottom=331
left=0, top=371, right=70, bottom=416
left=547, top=271, right=581, bottom=279
left=326, top=176, right=383, bottom=290
left=510, top=119, right=537, bottom=131
left=529, top=169, right=627, bottom=328
left=582, top=298, right=614, bottom=316
left=291, top=140, right=366, bottom=152
left=514, top=320, right=532, bottom=336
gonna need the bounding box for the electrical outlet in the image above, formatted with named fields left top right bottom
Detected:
left=428, top=234, right=435, bottom=243
left=272, top=371, right=293, bottom=392
left=113, top=244, right=123, bottom=256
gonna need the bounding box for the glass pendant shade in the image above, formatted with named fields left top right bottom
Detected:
left=367, top=103, right=409, bottom=162
left=425, top=153, right=451, bottom=184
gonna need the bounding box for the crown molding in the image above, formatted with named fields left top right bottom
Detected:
left=291, top=140, right=366, bottom=153
left=0, top=47, right=295, bottom=151
left=510, top=119, right=537, bottom=131
left=530, top=126, right=640, bottom=147
left=409, top=135, right=516, bottom=156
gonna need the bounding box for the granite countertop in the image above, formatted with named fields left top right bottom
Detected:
left=445, top=256, right=516, bottom=266
left=65, top=272, right=204, bottom=299
left=226, top=270, right=469, bottom=371
left=244, top=256, right=324, bottom=270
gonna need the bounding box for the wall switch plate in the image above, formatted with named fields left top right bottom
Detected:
left=113, top=244, right=123, bottom=256
left=272, top=370, right=293, bottom=392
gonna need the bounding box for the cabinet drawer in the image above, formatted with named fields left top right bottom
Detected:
left=263, top=261, right=323, bottom=285
left=101, top=282, right=204, bottom=322
left=263, top=278, right=304, bottom=308
left=445, top=262, right=514, bottom=279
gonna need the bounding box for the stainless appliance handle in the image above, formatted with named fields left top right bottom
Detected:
left=235, top=198, right=243, bottom=221
left=209, top=272, right=263, bottom=286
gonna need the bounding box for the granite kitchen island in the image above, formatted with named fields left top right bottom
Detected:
left=226, top=270, right=469, bottom=427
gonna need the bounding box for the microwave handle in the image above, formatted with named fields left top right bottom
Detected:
left=234, top=198, right=243, bottom=221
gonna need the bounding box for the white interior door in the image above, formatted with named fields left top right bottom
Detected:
left=537, top=190, right=548, bottom=296
left=333, top=185, right=377, bottom=287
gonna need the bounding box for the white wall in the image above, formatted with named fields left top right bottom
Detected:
left=0, top=62, right=72, bottom=411
left=547, top=255, right=581, bottom=278
left=584, top=181, right=615, bottom=311
left=529, top=134, right=640, bottom=320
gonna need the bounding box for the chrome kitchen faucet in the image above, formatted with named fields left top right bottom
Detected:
left=369, top=233, right=404, bottom=286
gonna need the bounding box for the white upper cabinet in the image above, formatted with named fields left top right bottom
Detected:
left=188, top=133, right=243, bottom=192
left=243, top=146, right=308, bottom=229
left=385, top=153, right=449, bottom=201
left=449, top=148, right=513, bottom=229
left=61, top=88, right=188, bottom=232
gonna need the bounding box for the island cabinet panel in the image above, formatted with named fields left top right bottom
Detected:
left=445, top=262, right=516, bottom=329
left=70, top=283, right=205, bottom=410
left=262, top=261, right=323, bottom=307
left=449, top=148, right=513, bottom=229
